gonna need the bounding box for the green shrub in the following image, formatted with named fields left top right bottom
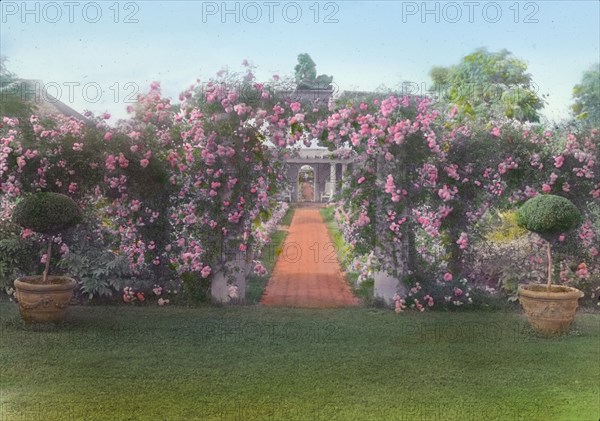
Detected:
left=484, top=210, right=528, bottom=243
left=181, top=272, right=211, bottom=304
left=12, top=192, right=82, bottom=234
left=517, top=194, right=583, bottom=289
left=0, top=219, right=37, bottom=290
left=516, top=194, right=582, bottom=235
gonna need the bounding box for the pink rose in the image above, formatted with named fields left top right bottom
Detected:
left=554, top=155, right=564, bottom=168
left=201, top=265, right=211, bottom=278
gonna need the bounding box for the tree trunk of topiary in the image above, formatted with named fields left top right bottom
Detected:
left=546, top=241, right=552, bottom=291
left=43, top=238, right=52, bottom=284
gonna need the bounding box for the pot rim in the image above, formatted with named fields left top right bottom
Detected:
left=518, top=284, right=584, bottom=300
left=15, top=276, right=77, bottom=292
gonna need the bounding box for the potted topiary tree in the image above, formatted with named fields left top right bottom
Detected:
left=516, top=194, right=584, bottom=335
left=12, top=192, right=82, bottom=323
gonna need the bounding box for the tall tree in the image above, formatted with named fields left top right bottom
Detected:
left=429, top=48, right=544, bottom=122
left=294, top=53, right=333, bottom=90
left=571, top=63, right=600, bottom=125
left=0, top=57, right=35, bottom=142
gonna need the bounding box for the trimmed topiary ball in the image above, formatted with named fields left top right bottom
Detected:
left=12, top=192, right=82, bottom=235
left=516, top=194, right=582, bottom=235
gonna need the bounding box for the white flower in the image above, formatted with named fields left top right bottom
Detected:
left=227, top=285, right=239, bottom=300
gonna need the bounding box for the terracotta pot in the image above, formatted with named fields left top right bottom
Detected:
left=518, top=284, right=584, bottom=336
left=14, top=276, right=77, bottom=323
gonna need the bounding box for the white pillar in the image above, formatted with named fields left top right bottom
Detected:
left=329, top=163, right=336, bottom=196
left=341, top=163, right=348, bottom=192
left=313, top=165, right=318, bottom=202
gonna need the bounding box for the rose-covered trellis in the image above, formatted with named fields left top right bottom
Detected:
left=1, top=65, right=598, bottom=307
left=312, top=95, right=598, bottom=308
left=1, top=68, right=309, bottom=300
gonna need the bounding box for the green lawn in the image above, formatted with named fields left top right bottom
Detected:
left=1, top=303, right=598, bottom=420
left=319, top=206, right=352, bottom=269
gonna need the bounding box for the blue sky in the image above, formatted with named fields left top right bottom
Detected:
left=1, top=1, right=598, bottom=122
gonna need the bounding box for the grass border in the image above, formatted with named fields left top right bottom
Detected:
left=246, top=205, right=296, bottom=304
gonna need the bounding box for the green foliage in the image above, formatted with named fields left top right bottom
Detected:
left=278, top=205, right=295, bottom=227
left=517, top=194, right=582, bottom=235
left=0, top=218, right=21, bottom=239
left=353, top=277, right=374, bottom=306
left=12, top=192, right=82, bottom=235
left=59, top=251, right=131, bottom=299
left=246, top=229, right=289, bottom=304
left=294, top=53, right=333, bottom=90
left=320, top=206, right=354, bottom=269
left=181, top=271, right=211, bottom=304
left=430, top=48, right=543, bottom=122
left=484, top=211, right=528, bottom=243
left=571, top=63, right=600, bottom=124
left=57, top=214, right=133, bottom=299
left=0, top=58, right=36, bottom=141
left=0, top=87, right=35, bottom=121
left=0, top=219, right=36, bottom=289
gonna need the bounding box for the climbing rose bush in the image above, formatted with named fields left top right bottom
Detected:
left=311, top=94, right=598, bottom=308
left=0, top=66, right=322, bottom=299
left=1, top=61, right=598, bottom=307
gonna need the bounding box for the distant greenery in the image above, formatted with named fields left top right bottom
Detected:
left=0, top=57, right=36, bottom=142
left=571, top=63, right=600, bottom=124
left=484, top=211, right=528, bottom=243
left=429, top=48, right=544, bottom=122
left=294, top=53, right=334, bottom=90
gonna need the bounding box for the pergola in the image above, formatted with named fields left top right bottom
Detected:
left=283, top=146, right=356, bottom=202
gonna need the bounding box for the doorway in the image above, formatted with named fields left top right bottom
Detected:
left=297, top=165, right=316, bottom=202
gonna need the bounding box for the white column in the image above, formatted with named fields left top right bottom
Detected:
left=329, top=163, right=336, bottom=195
left=313, top=165, right=318, bottom=202
left=341, top=163, right=348, bottom=192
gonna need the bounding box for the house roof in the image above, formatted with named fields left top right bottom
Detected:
left=3, top=79, right=91, bottom=123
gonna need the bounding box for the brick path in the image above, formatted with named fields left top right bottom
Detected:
left=260, top=207, right=359, bottom=308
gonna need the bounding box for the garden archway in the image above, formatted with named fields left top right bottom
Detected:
left=298, top=165, right=316, bottom=202
left=284, top=147, right=355, bottom=202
